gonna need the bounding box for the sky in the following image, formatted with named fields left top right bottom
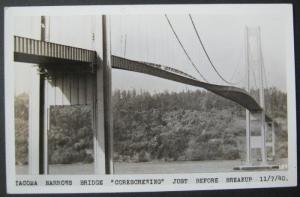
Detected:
left=13, top=5, right=292, bottom=96
left=109, top=13, right=289, bottom=93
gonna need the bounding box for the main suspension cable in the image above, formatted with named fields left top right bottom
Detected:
left=165, top=14, right=208, bottom=82
left=189, top=14, right=239, bottom=85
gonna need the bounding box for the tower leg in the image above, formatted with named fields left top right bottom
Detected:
left=94, top=55, right=106, bottom=174
left=102, top=15, right=114, bottom=174
left=260, top=112, right=267, bottom=165
left=28, top=67, right=40, bottom=175
left=246, top=110, right=251, bottom=164
left=271, top=122, right=276, bottom=158
left=93, top=15, right=113, bottom=174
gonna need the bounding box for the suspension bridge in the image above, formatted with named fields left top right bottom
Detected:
left=13, top=15, right=279, bottom=174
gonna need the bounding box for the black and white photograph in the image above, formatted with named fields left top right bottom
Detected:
left=4, top=4, right=297, bottom=193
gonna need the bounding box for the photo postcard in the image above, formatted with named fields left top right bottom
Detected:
left=4, top=4, right=297, bottom=194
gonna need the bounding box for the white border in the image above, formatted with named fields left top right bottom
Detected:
left=5, top=4, right=297, bottom=194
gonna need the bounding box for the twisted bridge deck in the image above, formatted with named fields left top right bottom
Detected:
left=14, top=36, right=265, bottom=114
left=112, top=56, right=262, bottom=112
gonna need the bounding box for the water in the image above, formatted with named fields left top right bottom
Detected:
left=16, top=159, right=287, bottom=175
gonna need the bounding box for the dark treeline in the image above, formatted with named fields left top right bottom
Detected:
left=113, top=89, right=243, bottom=162
left=48, top=106, right=94, bottom=164
left=15, top=87, right=288, bottom=164
left=15, top=93, right=29, bottom=165
left=249, top=88, right=287, bottom=118
left=112, top=88, right=287, bottom=162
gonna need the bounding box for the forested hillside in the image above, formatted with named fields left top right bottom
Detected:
left=15, top=88, right=288, bottom=164
left=15, top=93, right=29, bottom=165
left=112, top=88, right=287, bottom=162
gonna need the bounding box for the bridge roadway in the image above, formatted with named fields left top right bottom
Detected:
left=112, top=55, right=263, bottom=113
left=14, top=36, right=269, bottom=117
